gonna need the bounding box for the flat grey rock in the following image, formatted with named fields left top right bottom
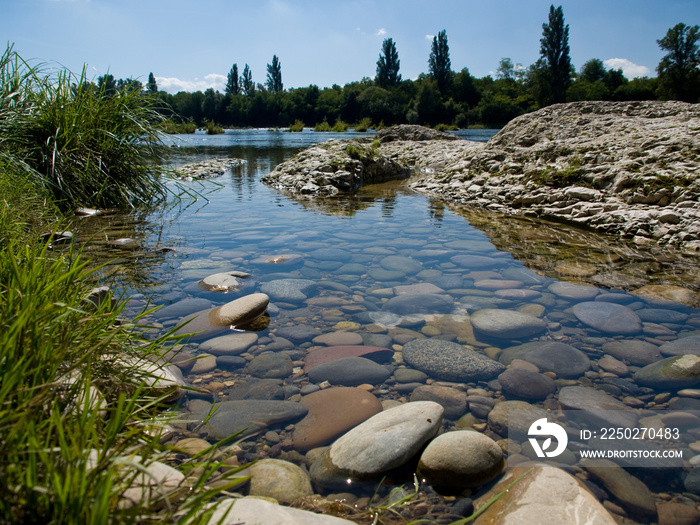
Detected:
left=307, top=357, right=391, bottom=386
left=202, top=400, right=307, bottom=439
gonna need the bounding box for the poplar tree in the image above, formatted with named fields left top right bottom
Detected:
left=428, top=29, right=452, bottom=94
left=241, top=64, right=254, bottom=96
left=540, top=5, right=573, bottom=104
left=266, top=55, right=283, bottom=93
left=375, top=38, right=401, bottom=88
left=147, top=72, right=158, bottom=93
left=226, top=63, right=239, bottom=96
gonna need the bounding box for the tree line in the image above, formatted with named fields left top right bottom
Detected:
left=141, top=5, right=699, bottom=130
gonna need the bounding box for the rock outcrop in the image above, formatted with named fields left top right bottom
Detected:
left=262, top=101, right=700, bottom=250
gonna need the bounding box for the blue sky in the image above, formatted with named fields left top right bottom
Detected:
left=2, top=0, right=699, bottom=94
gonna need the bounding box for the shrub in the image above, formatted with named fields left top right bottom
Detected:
left=287, top=119, right=305, bottom=132
left=206, top=121, right=225, bottom=134
left=313, top=120, right=332, bottom=132
left=158, top=119, right=197, bottom=134
left=332, top=119, right=348, bottom=132
left=353, top=117, right=372, bottom=132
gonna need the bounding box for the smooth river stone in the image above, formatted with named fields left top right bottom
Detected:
left=633, top=354, right=700, bottom=390
left=312, top=331, right=364, bottom=346
left=450, top=254, right=508, bottom=269
left=393, top=282, right=445, bottom=295
left=198, top=332, right=259, bottom=356
left=497, top=368, right=557, bottom=400
left=402, top=338, right=505, bottom=382
left=494, top=288, right=542, bottom=300
left=248, top=459, right=313, bottom=504
left=259, top=279, right=317, bottom=302
left=157, top=297, right=213, bottom=320
left=247, top=352, right=294, bottom=379
left=558, top=386, right=638, bottom=428
left=659, top=335, right=700, bottom=357
left=250, top=253, right=304, bottom=268
left=636, top=308, right=690, bottom=324
left=208, top=293, right=270, bottom=327
left=500, top=341, right=591, bottom=378
left=472, top=466, right=618, bottom=525
left=379, top=255, right=423, bottom=275
left=548, top=281, right=600, bottom=300
left=632, top=284, right=699, bottom=307
left=304, top=345, right=393, bottom=372
left=601, top=340, right=662, bottom=366
left=409, top=384, right=467, bottom=419
left=310, top=247, right=352, bottom=261
left=205, top=497, right=355, bottom=525
left=307, top=356, right=391, bottom=386
left=202, top=400, right=308, bottom=439
left=293, top=387, right=383, bottom=451
left=381, top=293, right=454, bottom=315
left=487, top=400, right=548, bottom=440
left=470, top=308, right=546, bottom=340
left=424, top=314, right=478, bottom=345
left=198, top=270, right=250, bottom=292
left=474, top=279, right=524, bottom=291
left=581, top=459, right=657, bottom=517
left=310, top=401, right=443, bottom=487
left=572, top=301, right=642, bottom=335
left=417, top=431, right=504, bottom=489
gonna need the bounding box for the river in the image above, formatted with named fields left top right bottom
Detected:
left=74, top=128, right=700, bottom=522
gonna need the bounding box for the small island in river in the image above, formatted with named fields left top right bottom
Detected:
left=263, top=100, right=700, bottom=252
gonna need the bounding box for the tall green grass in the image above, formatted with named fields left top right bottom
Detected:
left=0, top=212, right=245, bottom=523
left=0, top=45, right=245, bottom=524
left=0, top=45, right=168, bottom=211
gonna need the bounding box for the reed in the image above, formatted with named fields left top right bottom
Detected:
left=0, top=44, right=168, bottom=211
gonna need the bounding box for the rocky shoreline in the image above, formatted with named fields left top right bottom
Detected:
left=262, top=101, right=700, bottom=252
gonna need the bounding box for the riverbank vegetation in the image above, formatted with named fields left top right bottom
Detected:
left=0, top=45, right=243, bottom=524
left=148, top=9, right=698, bottom=131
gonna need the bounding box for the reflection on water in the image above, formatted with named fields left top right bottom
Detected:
left=72, top=129, right=700, bottom=520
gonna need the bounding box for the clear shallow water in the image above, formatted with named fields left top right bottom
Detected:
left=74, top=129, right=700, bottom=520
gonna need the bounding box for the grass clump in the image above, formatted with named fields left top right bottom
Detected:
left=0, top=44, right=168, bottom=212
left=287, top=119, right=305, bottom=132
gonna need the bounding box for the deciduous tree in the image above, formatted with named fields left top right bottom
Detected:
left=656, top=22, right=700, bottom=102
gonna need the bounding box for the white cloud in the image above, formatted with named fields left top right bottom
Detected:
left=425, top=34, right=434, bottom=40
left=604, top=58, right=651, bottom=79
left=157, top=73, right=226, bottom=94
left=376, top=28, right=387, bottom=36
